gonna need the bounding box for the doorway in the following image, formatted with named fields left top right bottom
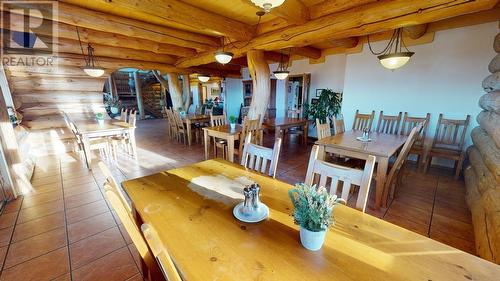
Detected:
left=285, top=74, right=310, bottom=118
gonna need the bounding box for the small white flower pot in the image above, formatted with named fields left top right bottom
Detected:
left=300, top=227, right=326, bottom=251
left=97, top=119, right=104, bottom=125
left=230, top=123, right=236, bottom=130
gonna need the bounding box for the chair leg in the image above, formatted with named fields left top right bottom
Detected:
left=424, top=156, right=432, bottom=174
left=454, top=155, right=464, bottom=180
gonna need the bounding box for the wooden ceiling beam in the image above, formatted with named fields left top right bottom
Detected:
left=177, top=0, right=497, bottom=68
left=8, top=2, right=220, bottom=51
left=289, top=47, right=322, bottom=59
left=61, top=0, right=254, bottom=41
left=266, top=0, right=310, bottom=25
left=2, top=12, right=197, bottom=57
left=309, top=0, right=378, bottom=19
left=404, top=24, right=429, bottom=39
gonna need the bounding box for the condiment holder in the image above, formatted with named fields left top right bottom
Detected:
left=233, top=183, right=269, bottom=223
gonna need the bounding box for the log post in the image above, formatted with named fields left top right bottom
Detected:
left=479, top=91, right=500, bottom=114
left=182, top=74, right=191, bottom=111
left=477, top=111, right=500, bottom=148
left=166, top=73, right=184, bottom=110
left=108, top=75, right=118, bottom=100
left=197, top=83, right=203, bottom=107
left=247, top=50, right=270, bottom=122
left=133, top=71, right=145, bottom=119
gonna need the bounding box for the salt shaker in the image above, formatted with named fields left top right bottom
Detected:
left=242, top=187, right=253, bottom=216
left=250, top=183, right=261, bottom=211
left=362, top=127, right=370, bottom=140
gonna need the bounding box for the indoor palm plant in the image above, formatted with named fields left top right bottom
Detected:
left=288, top=183, right=342, bottom=250
left=304, top=89, right=342, bottom=126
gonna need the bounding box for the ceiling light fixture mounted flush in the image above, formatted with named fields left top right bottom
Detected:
left=198, top=74, right=210, bottom=83
left=251, top=0, right=286, bottom=13
left=273, top=49, right=290, bottom=80
left=367, top=28, right=414, bottom=70
left=76, top=27, right=105, bottom=77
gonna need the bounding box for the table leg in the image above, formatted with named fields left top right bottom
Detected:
left=275, top=125, right=281, bottom=141
left=82, top=135, right=92, bottom=169
left=303, top=122, right=308, bottom=147
left=203, top=130, right=209, bottom=160
left=129, top=129, right=137, bottom=159
left=227, top=135, right=235, bottom=163
left=187, top=119, right=192, bottom=146
left=375, top=157, right=389, bottom=209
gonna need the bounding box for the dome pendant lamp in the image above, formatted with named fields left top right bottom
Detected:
left=368, top=28, right=414, bottom=70
left=273, top=50, right=290, bottom=80
left=76, top=27, right=105, bottom=77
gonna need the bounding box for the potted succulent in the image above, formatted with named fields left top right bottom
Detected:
left=288, top=183, right=342, bottom=251
left=96, top=112, right=105, bottom=125
left=229, top=115, right=237, bottom=130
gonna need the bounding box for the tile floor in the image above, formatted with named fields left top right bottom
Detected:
left=0, top=119, right=475, bottom=280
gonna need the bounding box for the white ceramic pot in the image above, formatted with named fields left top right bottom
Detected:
left=97, top=119, right=104, bottom=125
left=230, top=123, right=236, bottom=130
left=300, top=227, right=326, bottom=251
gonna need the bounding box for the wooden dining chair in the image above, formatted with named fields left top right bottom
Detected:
left=128, top=109, right=137, bottom=127
left=376, top=111, right=402, bottom=135
left=316, top=118, right=331, bottom=140
left=236, top=115, right=261, bottom=160
left=210, top=113, right=228, bottom=159
left=352, top=110, right=375, bottom=131
left=285, top=109, right=304, bottom=144
left=120, top=108, right=128, bottom=122
left=141, top=224, right=183, bottom=281
left=305, top=145, right=376, bottom=213
left=383, top=124, right=423, bottom=205
left=287, top=109, right=301, bottom=118
left=69, top=121, right=111, bottom=161
left=332, top=115, right=345, bottom=135
left=98, top=162, right=164, bottom=281
left=173, top=110, right=188, bottom=144
left=400, top=112, right=430, bottom=167
left=240, top=134, right=282, bottom=178
left=165, top=108, right=178, bottom=140
left=424, top=114, right=471, bottom=179
left=204, top=107, right=213, bottom=116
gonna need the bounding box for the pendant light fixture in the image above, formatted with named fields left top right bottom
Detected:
left=368, top=28, right=414, bottom=70
left=197, top=74, right=210, bottom=83
left=251, top=0, right=286, bottom=12
left=76, top=27, right=105, bottom=77
left=273, top=49, right=290, bottom=80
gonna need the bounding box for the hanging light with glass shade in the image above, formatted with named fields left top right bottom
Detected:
left=273, top=49, right=290, bottom=80
left=197, top=74, right=210, bottom=83
left=250, top=0, right=286, bottom=12
left=368, top=28, right=414, bottom=70
left=214, top=36, right=234, bottom=64
left=76, top=27, right=105, bottom=77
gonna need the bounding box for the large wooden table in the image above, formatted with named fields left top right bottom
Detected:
left=202, top=124, right=242, bottom=162
left=75, top=120, right=135, bottom=168
left=182, top=114, right=210, bottom=146
left=263, top=117, right=308, bottom=146
left=122, top=159, right=499, bottom=281
left=315, top=130, right=408, bottom=209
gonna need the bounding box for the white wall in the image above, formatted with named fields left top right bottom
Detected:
left=225, top=78, right=243, bottom=119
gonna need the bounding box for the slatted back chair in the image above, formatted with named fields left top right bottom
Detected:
left=210, top=113, right=227, bottom=127
left=128, top=109, right=137, bottom=127
left=240, top=134, right=282, bottom=178
left=238, top=115, right=261, bottom=157
left=425, top=114, right=471, bottom=179
left=305, top=145, right=376, bottom=213
left=352, top=110, right=375, bottom=131
left=98, top=162, right=164, bottom=280
left=173, top=110, right=188, bottom=144
left=120, top=108, right=128, bottom=122
left=316, top=118, right=331, bottom=140
left=376, top=111, right=402, bottom=135
left=204, top=107, right=213, bottom=116
left=332, top=115, right=345, bottom=135
left=195, top=106, right=202, bottom=115
left=287, top=109, right=301, bottom=118
left=383, top=124, right=423, bottom=203
left=400, top=113, right=430, bottom=166
left=141, top=224, right=183, bottom=281
left=164, top=107, right=177, bottom=139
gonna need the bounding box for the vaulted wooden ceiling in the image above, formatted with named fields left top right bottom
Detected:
left=2, top=0, right=500, bottom=77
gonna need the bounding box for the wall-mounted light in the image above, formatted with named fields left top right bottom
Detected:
left=368, top=28, right=414, bottom=70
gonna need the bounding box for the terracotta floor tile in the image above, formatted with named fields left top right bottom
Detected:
left=31, top=176, right=61, bottom=187
left=127, top=244, right=142, bottom=275
left=384, top=201, right=432, bottom=227
left=17, top=199, right=64, bottom=224
left=63, top=182, right=99, bottom=198
left=32, top=168, right=61, bottom=179
left=71, top=247, right=139, bottom=281
left=23, top=183, right=61, bottom=197
left=0, top=227, right=13, bottom=247
left=21, top=190, right=63, bottom=209
left=52, top=273, right=72, bottom=281
left=70, top=226, right=126, bottom=269
left=12, top=212, right=65, bottom=242
left=67, top=211, right=116, bottom=243
left=0, top=212, right=18, bottom=230
left=2, top=199, right=23, bottom=214
left=63, top=175, right=96, bottom=187
left=433, top=200, right=472, bottom=224
left=66, top=200, right=109, bottom=225
left=384, top=212, right=429, bottom=236
left=0, top=247, right=69, bottom=281
left=64, top=190, right=104, bottom=210
left=62, top=169, right=93, bottom=180
left=4, top=227, right=67, bottom=268
left=429, top=227, right=476, bottom=255
left=0, top=245, right=8, bottom=271
left=430, top=213, right=474, bottom=241
left=126, top=273, right=145, bottom=281
left=118, top=223, right=133, bottom=245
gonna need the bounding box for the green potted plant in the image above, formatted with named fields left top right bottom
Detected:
left=229, top=115, right=237, bottom=129
left=288, top=183, right=343, bottom=251
left=304, top=89, right=342, bottom=126
left=96, top=112, right=105, bottom=125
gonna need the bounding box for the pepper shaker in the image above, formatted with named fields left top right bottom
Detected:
left=242, top=187, right=253, bottom=216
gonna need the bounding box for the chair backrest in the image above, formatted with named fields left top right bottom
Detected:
left=305, top=145, right=376, bottom=213
left=239, top=115, right=261, bottom=153
left=287, top=109, right=301, bottom=118
left=210, top=113, right=227, bottom=127
left=128, top=109, right=137, bottom=127
left=195, top=106, right=202, bottom=115
left=332, top=115, right=345, bottom=135
left=376, top=111, right=402, bottom=135
left=432, top=114, right=471, bottom=152
left=120, top=108, right=128, bottom=122
left=385, top=124, right=423, bottom=191
left=316, top=118, right=331, bottom=140
left=98, top=162, right=130, bottom=212
left=141, top=224, right=183, bottom=281
left=352, top=110, right=375, bottom=131
left=400, top=112, right=430, bottom=148
left=173, top=110, right=185, bottom=131
left=204, top=107, right=213, bottom=116
left=240, top=133, right=282, bottom=178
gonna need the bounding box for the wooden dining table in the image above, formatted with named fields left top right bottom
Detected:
left=263, top=117, right=308, bottom=146
left=182, top=114, right=210, bottom=146
left=202, top=124, right=242, bottom=162
left=75, top=120, right=135, bottom=168
left=315, top=130, right=408, bottom=209
left=122, top=159, right=499, bottom=281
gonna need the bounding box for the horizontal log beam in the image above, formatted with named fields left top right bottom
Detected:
left=289, top=47, right=322, bottom=59
left=266, top=0, right=309, bottom=25
left=309, top=0, right=378, bottom=19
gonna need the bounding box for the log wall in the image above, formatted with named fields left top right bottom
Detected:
left=464, top=26, right=500, bottom=264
